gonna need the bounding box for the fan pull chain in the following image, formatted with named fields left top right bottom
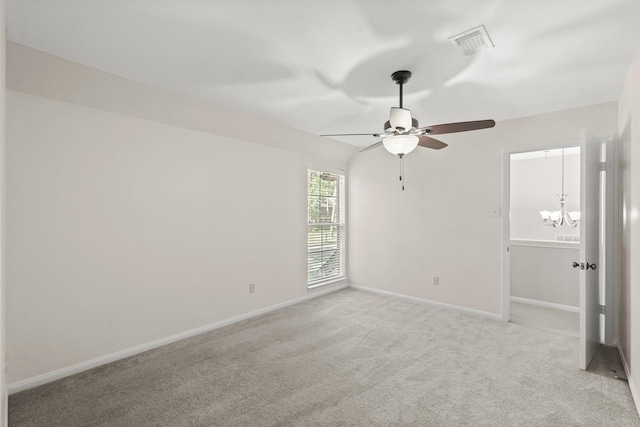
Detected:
left=399, top=154, right=405, bottom=191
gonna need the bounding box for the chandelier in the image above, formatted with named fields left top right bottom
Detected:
left=539, top=148, right=580, bottom=228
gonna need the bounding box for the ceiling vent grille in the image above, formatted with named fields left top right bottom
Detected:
left=449, top=25, right=494, bottom=56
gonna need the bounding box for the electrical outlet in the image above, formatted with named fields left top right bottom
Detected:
left=433, top=276, right=439, bottom=286
left=249, top=283, right=255, bottom=293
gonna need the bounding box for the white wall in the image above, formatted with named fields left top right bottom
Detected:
left=348, top=102, right=617, bottom=315
left=618, top=43, right=640, bottom=413
left=1, top=0, right=8, bottom=423
left=6, top=42, right=355, bottom=165
left=509, top=151, right=580, bottom=309
left=509, top=242, right=579, bottom=307
left=5, top=47, right=355, bottom=387
left=510, top=152, right=580, bottom=241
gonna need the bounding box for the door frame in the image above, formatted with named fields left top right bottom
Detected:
left=603, top=136, right=620, bottom=346
left=501, top=140, right=585, bottom=323
left=580, top=128, right=602, bottom=369
left=501, top=137, right=620, bottom=343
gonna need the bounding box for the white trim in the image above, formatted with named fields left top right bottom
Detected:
left=502, top=149, right=511, bottom=322
left=307, top=277, right=347, bottom=289
left=617, top=343, right=640, bottom=418
left=8, top=282, right=348, bottom=394
left=510, top=296, right=580, bottom=313
left=507, top=139, right=582, bottom=155
left=510, top=239, right=580, bottom=249
left=349, top=284, right=502, bottom=321
left=307, top=164, right=345, bottom=176
left=604, top=136, right=619, bottom=345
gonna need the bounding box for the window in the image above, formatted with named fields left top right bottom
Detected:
left=307, top=168, right=345, bottom=286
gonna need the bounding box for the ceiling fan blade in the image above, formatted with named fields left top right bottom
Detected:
left=359, top=141, right=383, bottom=152
left=321, top=133, right=382, bottom=137
left=418, top=135, right=448, bottom=150
left=420, top=119, right=495, bottom=135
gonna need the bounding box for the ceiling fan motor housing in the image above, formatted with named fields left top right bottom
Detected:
left=389, top=107, right=413, bottom=132
left=384, top=118, right=420, bottom=133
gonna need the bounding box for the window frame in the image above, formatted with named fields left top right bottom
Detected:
left=307, top=166, right=346, bottom=288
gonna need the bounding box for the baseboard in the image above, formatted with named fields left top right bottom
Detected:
left=8, top=282, right=349, bottom=394
left=348, top=284, right=502, bottom=321
left=510, top=296, right=580, bottom=313
left=617, top=343, right=640, bottom=418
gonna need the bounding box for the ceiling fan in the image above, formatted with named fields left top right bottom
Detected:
left=321, top=70, right=495, bottom=157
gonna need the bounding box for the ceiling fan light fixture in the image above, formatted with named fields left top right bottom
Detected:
left=389, top=107, right=413, bottom=132
left=383, top=135, right=419, bottom=156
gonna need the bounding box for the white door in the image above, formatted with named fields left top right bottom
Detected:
left=578, top=129, right=601, bottom=370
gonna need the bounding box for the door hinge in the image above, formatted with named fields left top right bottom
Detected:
left=599, top=161, right=607, bottom=172
left=599, top=304, right=606, bottom=315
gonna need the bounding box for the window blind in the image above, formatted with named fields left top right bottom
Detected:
left=307, top=169, right=345, bottom=286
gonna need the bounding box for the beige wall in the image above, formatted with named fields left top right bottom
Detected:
left=618, top=43, right=640, bottom=411
left=5, top=46, right=354, bottom=388
left=348, top=102, right=617, bottom=315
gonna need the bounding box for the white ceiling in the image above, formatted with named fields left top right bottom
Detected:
left=7, top=0, right=640, bottom=147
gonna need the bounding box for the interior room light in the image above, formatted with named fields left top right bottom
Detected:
left=539, top=148, right=580, bottom=228
left=382, top=135, right=419, bottom=156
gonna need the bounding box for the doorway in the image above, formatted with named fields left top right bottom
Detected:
left=508, top=146, right=581, bottom=337
left=502, top=132, right=618, bottom=370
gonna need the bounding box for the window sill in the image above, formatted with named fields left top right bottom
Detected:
left=307, top=277, right=347, bottom=290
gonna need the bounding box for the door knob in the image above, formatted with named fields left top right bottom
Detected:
left=572, top=261, right=596, bottom=270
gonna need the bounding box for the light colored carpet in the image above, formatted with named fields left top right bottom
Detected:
left=9, top=288, right=640, bottom=426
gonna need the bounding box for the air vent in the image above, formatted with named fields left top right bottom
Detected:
left=449, top=25, right=494, bottom=56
